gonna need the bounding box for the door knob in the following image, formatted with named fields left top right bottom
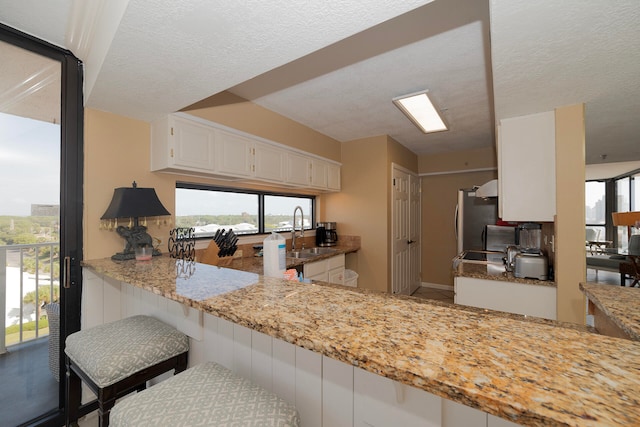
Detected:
left=407, top=240, right=415, bottom=244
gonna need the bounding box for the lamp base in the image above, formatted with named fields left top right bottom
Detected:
left=111, top=248, right=162, bottom=261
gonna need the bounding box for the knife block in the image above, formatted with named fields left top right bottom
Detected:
left=199, top=240, right=234, bottom=266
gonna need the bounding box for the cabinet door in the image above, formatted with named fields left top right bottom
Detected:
left=499, top=111, right=556, bottom=221
left=327, top=164, right=341, bottom=191
left=310, top=159, right=328, bottom=189
left=455, top=277, right=556, bottom=320
left=286, top=152, right=311, bottom=186
left=254, top=142, right=286, bottom=182
left=354, top=368, right=442, bottom=427
left=172, top=117, right=216, bottom=171
left=304, top=259, right=328, bottom=282
left=215, top=129, right=253, bottom=177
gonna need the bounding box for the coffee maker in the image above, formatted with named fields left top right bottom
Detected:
left=316, top=222, right=338, bottom=247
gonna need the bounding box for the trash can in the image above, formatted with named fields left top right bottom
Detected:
left=344, top=269, right=358, bottom=287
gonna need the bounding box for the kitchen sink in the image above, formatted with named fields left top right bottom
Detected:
left=303, top=247, right=337, bottom=255
left=286, top=247, right=337, bottom=259
left=286, top=251, right=318, bottom=259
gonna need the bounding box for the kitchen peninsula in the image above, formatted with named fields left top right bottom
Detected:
left=580, top=282, right=640, bottom=341
left=81, top=256, right=640, bottom=427
left=453, top=259, right=557, bottom=320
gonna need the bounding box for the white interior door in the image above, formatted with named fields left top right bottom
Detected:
left=392, top=164, right=420, bottom=295
left=409, top=173, right=421, bottom=294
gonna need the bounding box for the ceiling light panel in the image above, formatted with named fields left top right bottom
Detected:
left=393, top=90, right=448, bottom=133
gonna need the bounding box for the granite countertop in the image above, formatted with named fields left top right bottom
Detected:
left=454, top=260, right=556, bottom=287
left=580, top=282, right=640, bottom=341
left=82, top=257, right=640, bottom=427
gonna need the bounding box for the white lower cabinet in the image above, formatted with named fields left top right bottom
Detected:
left=442, top=399, right=487, bottom=427
left=354, top=368, right=441, bottom=427
left=83, top=268, right=526, bottom=427
left=304, top=254, right=345, bottom=285
left=322, top=357, right=354, bottom=427
left=454, top=276, right=557, bottom=320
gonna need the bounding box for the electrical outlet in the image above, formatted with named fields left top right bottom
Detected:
left=233, top=249, right=243, bottom=258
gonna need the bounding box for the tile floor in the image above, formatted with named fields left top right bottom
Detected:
left=411, top=286, right=454, bottom=304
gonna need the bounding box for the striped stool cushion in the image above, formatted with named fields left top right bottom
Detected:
left=110, top=362, right=300, bottom=427
left=65, top=315, right=189, bottom=388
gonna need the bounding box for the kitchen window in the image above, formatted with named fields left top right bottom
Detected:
left=175, top=183, right=314, bottom=238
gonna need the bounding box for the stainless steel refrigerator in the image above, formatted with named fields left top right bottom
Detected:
left=456, top=188, right=515, bottom=253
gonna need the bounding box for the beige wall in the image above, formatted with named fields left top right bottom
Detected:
left=554, top=104, right=586, bottom=323
left=183, top=92, right=341, bottom=162
left=324, top=136, right=389, bottom=292
left=418, top=147, right=497, bottom=286
left=84, top=106, right=342, bottom=261
left=420, top=170, right=497, bottom=286
left=84, top=109, right=174, bottom=260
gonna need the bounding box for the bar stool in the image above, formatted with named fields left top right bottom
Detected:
left=65, top=315, right=189, bottom=427
left=110, top=362, right=300, bottom=426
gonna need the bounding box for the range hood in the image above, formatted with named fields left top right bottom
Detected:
left=475, top=179, right=498, bottom=198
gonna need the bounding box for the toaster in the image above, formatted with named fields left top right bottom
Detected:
left=514, top=253, right=548, bottom=280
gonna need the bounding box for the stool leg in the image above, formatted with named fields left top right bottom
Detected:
left=65, top=357, right=81, bottom=427
left=98, top=399, right=114, bottom=427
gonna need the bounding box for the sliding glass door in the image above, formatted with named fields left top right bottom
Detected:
left=0, top=23, right=83, bottom=426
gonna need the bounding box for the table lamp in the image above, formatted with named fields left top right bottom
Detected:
left=101, top=181, right=171, bottom=260
left=612, top=211, right=640, bottom=240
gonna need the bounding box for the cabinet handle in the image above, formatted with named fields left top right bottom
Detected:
left=407, top=240, right=415, bottom=244
left=170, top=148, right=174, bottom=158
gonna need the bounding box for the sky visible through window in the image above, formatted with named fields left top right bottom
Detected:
left=0, top=112, right=60, bottom=216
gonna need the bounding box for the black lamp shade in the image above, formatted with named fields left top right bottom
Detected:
left=101, top=185, right=170, bottom=220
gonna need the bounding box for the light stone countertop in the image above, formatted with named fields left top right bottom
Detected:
left=82, top=256, right=640, bottom=427
left=580, top=282, right=640, bottom=341
left=454, top=260, right=556, bottom=287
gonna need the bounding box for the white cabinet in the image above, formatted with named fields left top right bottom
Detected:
left=151, top=115, right=216, bottom=173
left=310, top=159, right=328, bottom=189
left=304, top=254, right=345, bottom=285
left=254, top=141, right=286, bottom=182
left=454, top=276, right=557, bottom=320
left=354, top=367, right=441, bottom=427
left=215, top=129, right=254, bottom=178
left=286, top=152, right=311, bottom=186
left=497, top=111, right=556, bottom=222
left=151, top=114, right=341, bottom=191
left=328, top=163, right=341, bottom=191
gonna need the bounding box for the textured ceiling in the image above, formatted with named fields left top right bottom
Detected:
left=1, top=0, right=639, bottom=169
left=490, top=0, right=640, bottom=164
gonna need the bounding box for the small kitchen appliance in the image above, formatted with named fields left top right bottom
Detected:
left=316, top=222, right=338, bottom=247
left=516, top=222, right=542, bottom=253
left=514, top=252, right=548, bottom=280
left=512, top=222, right=548, bottom=279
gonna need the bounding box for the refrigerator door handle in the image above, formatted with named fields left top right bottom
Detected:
left=454, top=204, right=459, bottom=241
left=481, top=225, right=486, bottom=250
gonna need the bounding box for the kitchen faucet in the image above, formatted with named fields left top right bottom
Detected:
left=292, top=206, right=305, bottom=250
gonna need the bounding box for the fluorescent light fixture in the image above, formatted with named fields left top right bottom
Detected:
left=392, top=90, right=448, bottom=133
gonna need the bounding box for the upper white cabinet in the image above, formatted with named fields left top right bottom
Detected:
left=254, top=142, right=286, bottom=183
left=215, top=129, right=254, bottom=178
left=151, top=114, right=341, bottom=191
left=151, top=115, right=216, bottom=173
left=286, top=152, right=312, bottom=186
left=327, top=164, right=341, bottom=191
left=498, top=111, right=556, bottom=222
left=310, top=159, right=328, bottom=189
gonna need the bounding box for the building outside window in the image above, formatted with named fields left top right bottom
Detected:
left=175, top=183, right=314, bottom=238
